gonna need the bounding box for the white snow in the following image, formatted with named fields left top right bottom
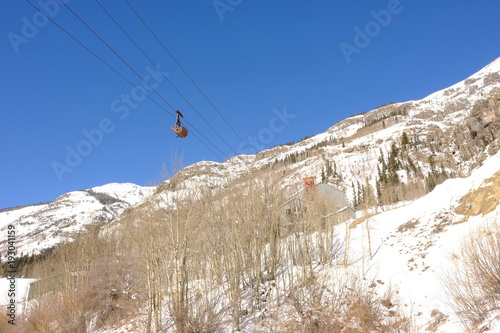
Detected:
left=342, top=151, right=500, bottom=332
left=0, top=278, right=36, bottom=315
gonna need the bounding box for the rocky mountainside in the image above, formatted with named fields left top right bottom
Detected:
left=156, top=57, right=500, bottom=204
left=3, top=57, right=500, bottom=260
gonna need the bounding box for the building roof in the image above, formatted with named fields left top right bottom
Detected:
left=280, top=182, right=348, bottom=209
left=297, top=182, right=346, bottom=201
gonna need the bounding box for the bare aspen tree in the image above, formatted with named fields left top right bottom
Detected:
left=344, top=217, right=351, bottom=267
left=121, top=209, right=164, bottom=333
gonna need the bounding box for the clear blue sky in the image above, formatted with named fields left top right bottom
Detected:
left=1, top=0, right=500, bottom=209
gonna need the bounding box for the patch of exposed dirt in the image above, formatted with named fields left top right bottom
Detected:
left=350, top=212, right=379, bottom=229
left=396, top=219, right=420, bottom=233
left=455, top=170, right=500, bottom=216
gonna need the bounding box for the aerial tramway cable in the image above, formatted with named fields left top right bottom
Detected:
left=57, top=0, right=228, bottom=157
left=94, top=0, right=237, bottom=155
left=61, top=0, right=231, bottom=158
left=23, top=0, right=226, bottom=160
left=123, top=0, right=253, bottom=153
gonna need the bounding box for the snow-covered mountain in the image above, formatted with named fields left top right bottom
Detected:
left=104, top=57, right=500, bottom=332
left=0, top=183, right=154, bottom=257
left=155, top=57, right=500, bottom=202
left=2, top=58, right=500, bottom=332
left=3, top=57, right=500, bottom=259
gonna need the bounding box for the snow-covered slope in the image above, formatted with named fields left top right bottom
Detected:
left=344, top=151, right=500, bottom=332
left=97, top=58, right=500, bottom=333
left=99, top=152, right=500, bottom=333
left=128, top=57, right=500, bottom=332
left=6, top=57, right=500, bottom=333
left=0, top=278, right=35, bottom=314
left=0, top=183, right=154, bottom=256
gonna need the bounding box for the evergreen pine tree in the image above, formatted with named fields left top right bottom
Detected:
left=401, top=131, right=409, bottom=148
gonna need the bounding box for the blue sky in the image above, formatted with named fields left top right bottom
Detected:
left=1, top=0, right=500, bottom=209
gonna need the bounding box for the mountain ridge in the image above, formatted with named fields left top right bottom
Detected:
left=2, top=57, right=500, bottom=258
left=0, top=183, right=154, bottom=258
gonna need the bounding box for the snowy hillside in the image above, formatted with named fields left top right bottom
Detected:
left=5, top=57, right=499, bottom=262
left=4, top=58, right=500, bottom=333
left=0, top=183, right=154, bottom=257
left=95, top=153, right=500, bottom=333
left=109, top=57, right=500, bottom=332
left=343, top=151, right=500, bottom=332
left=154, top=57, right=500, bottom=204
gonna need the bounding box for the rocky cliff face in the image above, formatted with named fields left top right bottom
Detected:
left=169, top=57, right=500, bottom=200
left=466, top=87, right=500, bottom=150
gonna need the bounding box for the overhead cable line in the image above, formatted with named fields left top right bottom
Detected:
left=23, top=0, right=225, bottom=161
left=57, top=0, right=226, bottom=159
left=123, top=0, right=253, bottom=153
left=55, top=0, right=228, bottom=159
left=95, top=0, right=237, bottom=155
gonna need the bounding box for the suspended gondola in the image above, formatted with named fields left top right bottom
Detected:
left=171, top=110, right=188, bottom=138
